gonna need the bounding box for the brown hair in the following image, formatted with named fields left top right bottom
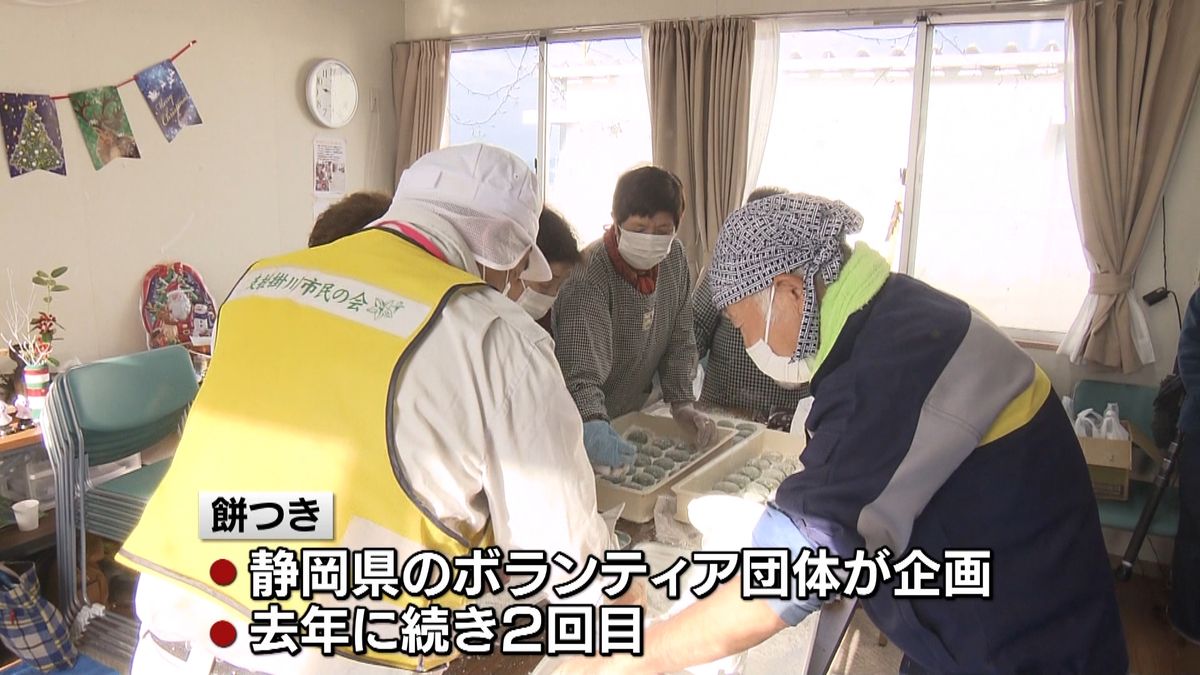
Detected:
left=538, top=206, right=582, bottom=266
left=611, top=166, right=685, bottom=228
left=309, top=191, right=391, bottom=247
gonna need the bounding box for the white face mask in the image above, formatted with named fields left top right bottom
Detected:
left=745, top=285, right=812, bottom=389
left=516, top=287, right=557, bottom=320
left=617, top=228, right=674, bottom=270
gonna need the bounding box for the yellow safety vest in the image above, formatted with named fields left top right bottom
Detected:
left=117, top=227, right=491, bottom=671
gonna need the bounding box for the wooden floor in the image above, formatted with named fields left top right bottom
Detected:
left=1115, top=571, right=1200, bottom=675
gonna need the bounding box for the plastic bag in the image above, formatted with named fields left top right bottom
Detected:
left=0, top=561, right=78, bottom=672
left=653, top=496, right=702, bottom=550
left=1073, top=409, right=1102, bottom=437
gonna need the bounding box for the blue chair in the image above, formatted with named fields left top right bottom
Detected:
left=42, top=346, right=198, bottom=666
left=1071, top=379, right=1181, bottom=541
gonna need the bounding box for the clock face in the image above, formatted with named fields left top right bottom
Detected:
left=309, top=60, right=358, bottom=128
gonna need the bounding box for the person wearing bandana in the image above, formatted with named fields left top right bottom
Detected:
left=557, top=193, right=1127, bottom=675
left=553, top=166, right=716, bottom=471
left=693, top=185, right=811, bottom=425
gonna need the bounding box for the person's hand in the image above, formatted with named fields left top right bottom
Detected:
left=583, top=420, right=638, bottom=468
left=671, top=403, right=716, bottom=447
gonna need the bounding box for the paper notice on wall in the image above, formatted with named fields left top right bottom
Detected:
left=313, top=137, right=346, bottom=197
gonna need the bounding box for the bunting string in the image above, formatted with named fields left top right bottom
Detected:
left=48, top=40, right=198, bottom=101
left=1, top=39, right=203, bottom=177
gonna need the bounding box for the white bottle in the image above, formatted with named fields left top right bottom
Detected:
left=1101, top=403, right=1128, bottom=440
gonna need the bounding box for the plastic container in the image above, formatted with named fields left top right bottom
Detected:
left=13, top=499, right=39, bottom=531
left=593, top=412, right=740, bottom=523
left=0, top=452, right=31, bottom=504
left=672, top=427, right=806, bottom=526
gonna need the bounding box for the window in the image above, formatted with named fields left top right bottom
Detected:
left=446, top=42, right=541, bottom=168
left=760, top=16, right=1082, bottom=336
left=758, top=27, right=918, bottom=270
left=445, top=17, right=1081, bottom=335
left=913, top=21, right=1084, bottom=335
left=546, top=38, right=652, bottom=244
left=448, top=36, right=652, bottom=245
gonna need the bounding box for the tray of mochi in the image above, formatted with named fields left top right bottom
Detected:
left=672, top=426, right=807, bottom=526
left=592, top=412, right=738, bottom=524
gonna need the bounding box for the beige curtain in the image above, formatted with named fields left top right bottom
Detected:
left=644, top=18, right=755, bottom=280
left=392, top=40, right=450, bottom=187
left=1059, top=0, right=1200, bottom=372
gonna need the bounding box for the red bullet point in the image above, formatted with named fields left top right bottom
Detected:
left=210, top=559, right=236, bottom=586
left=210, top=620, right=236, bottom=648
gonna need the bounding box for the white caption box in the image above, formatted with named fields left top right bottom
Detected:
left=198, top=491, right=334, bottom=540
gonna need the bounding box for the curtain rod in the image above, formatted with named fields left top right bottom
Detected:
left=437, top=0, right=1075, bottom=45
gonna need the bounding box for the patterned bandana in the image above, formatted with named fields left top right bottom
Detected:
left=604, top=226, right=659, bottom=295
left=709, top=193, right=865, bottom=360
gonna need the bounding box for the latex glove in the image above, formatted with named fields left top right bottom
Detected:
left=583, top=420, right=637, bottom=468
left=671, top=403, right=716, bottom=447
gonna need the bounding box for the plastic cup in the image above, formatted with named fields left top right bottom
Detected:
left=13, top=500, right=39, bottom=532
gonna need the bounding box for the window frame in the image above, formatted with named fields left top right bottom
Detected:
left=448, top=27, right=646, bottom=204
left=446, top=7, right=1075, bottom=343
left=909, top=10, right=1073, bottom=344
left=771, top=9, right=1072, bottom=343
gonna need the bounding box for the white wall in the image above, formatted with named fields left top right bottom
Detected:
left=0, top=0, right=404, bottom=366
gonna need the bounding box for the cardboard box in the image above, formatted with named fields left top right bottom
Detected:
left=1078, top=422, right=1132, bottom=501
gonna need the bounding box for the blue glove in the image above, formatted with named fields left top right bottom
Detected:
left=582, top=420, right=638, bottom=468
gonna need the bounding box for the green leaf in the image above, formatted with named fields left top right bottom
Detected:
left=31, top=277, right=49, bottom=286
left=50, top=267, right=67, bottom=278
left=51, top=285, right=68, bottom=292
left=47, top=356, right=59, bottom=367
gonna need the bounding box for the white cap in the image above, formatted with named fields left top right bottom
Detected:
left=396, top=143, right=550, bottom=283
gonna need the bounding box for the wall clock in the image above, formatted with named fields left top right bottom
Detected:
left=306, top=59, right=358, bottom=128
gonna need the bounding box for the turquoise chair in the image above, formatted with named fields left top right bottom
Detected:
left=1071, top=379, right=1181, bottom=541
left=42, top=345, right=198, bottom=666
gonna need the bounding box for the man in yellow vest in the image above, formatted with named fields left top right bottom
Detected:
left=119, top=143, right=633, bottom=674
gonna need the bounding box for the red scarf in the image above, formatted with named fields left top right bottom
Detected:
left=604, top=227, right=658, bottom=295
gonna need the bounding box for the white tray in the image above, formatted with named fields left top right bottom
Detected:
left=671, top=427, right=806, bottom=526
left=593, top=412, right=739, bottom=524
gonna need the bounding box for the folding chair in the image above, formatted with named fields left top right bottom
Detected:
left=41, top=345, right=198, bottom=667
left=1071, top=379, right=1182, bottom=567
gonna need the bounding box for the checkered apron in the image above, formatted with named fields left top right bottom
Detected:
left=0, top=561, right=77, bottom=672
left=693, top=270, right=809, bottom=419
left=553, top=238, right=698, bottom=421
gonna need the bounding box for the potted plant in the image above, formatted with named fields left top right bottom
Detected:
left=1, top=268, right=69, bottom=425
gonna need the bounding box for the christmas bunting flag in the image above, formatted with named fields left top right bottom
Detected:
left=69, top=86, right=141, bottom=170
left=134, top=60, right=202, bottom=142
left=0, top=93, right=67, bottom=178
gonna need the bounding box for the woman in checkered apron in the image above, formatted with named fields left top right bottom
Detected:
left=552, top=166, right=716, bottom=470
